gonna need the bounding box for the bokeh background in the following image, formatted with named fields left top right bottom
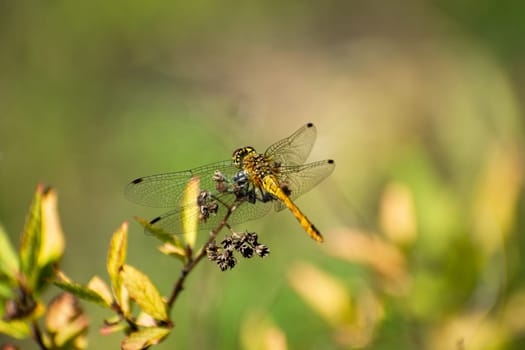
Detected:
left=1, top=1, right=524, bottom=349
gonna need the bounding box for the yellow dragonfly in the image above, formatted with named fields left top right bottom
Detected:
left=125, top=123, right=335, bottom=242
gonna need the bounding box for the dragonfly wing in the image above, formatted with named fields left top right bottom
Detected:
left=264, top=123, right=317, bottom=166
left=145, top=193, right=273, bottom=235
left=228, top=198, right=273, bottom=225
left=145, top=205, right=225, bottom=235
left=274, top=159, right=335, bottom=212
left=125, top=160, right=237, bottom=208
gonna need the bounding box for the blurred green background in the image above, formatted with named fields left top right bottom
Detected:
left=1, top=0, right=524, bottom=349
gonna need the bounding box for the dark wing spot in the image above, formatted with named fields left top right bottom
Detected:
left=150, top=216, right=161, bottom=224
left=306, top=122, right=314, bottom=128
left=327, top=159, right=334, bottom=164
left=131, top=178, right=144, bottom=184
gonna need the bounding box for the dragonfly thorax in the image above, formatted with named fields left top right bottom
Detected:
left=232, top=146, right=280, bottom=186
left=232, top=146, right=257, bottom=168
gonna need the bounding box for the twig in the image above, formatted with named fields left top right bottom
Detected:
left=166, top=202, right=237, bottom=310
left=31, top=321, right=48, bottom=350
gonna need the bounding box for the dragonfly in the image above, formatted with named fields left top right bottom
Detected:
left=125, top=123, right=335, bottom=242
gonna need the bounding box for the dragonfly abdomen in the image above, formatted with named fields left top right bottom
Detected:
left=261, top=176, right=324, bottom=243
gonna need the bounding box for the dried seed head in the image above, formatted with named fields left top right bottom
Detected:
left=255, top=244, right=270, bottom=258
left=207, top=231, right=269, bottom=271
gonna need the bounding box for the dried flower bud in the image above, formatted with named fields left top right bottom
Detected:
left=255, top=244, right=270, bottom=258
left=208, top=231, right=269, bottom=270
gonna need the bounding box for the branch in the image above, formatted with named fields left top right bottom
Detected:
left=31, top=321, right=48, bottom=350
left=166, top=202, right=238, bottom=310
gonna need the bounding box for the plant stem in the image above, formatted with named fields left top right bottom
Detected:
left=31, top=321, right=48, bottom=350
left=167, top=203, right=237, bottom=310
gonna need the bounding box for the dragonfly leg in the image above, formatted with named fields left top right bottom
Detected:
left=260, top=191, right=277, bottom=203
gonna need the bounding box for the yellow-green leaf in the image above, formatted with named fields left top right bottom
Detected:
left=135, top=216, right=187, bottom=261
left=52, top=280, right=109, bottom=308
left=45, top=293, right=79, bottom=333
left=100, top=315, right=129, bottom=335
left=45, top=292, right=89, bottom=348
left=52, top=272, right=109, bottom=308
left=107, top=222, right=128, bottom=307
left=158, top=242, right=187, bottom=262
left=287, top=262, right=353, bottom=326
left=121, top=327, right=171, bottom=350
left=135, top=312, right=157, bottom=327
left=0, top=283, right=13, bottom=299
left=119, top=283, right=131, bottom=318
left=0, top=222, right=18, bottom=282
left=120, top=264, right=168, bottom=321
left=134, top=216, right=182, bottom=247
left=240, top=311, right=288, bottom=350
left=87, top=275, right=113, bottom=307
left=54, top=315, right=89, bottom=349
left=100, top=321, right=127, bottom=336
left=19, top=184, right=44, bottom=291
left=0, top=319, right=31, bottom=339
left=181, top=177, right=200, bottom=249
left=38, top=188, right=65, bottom=268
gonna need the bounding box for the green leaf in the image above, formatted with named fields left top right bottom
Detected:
left=0, top=222, right=18, bottom=283
left=52, top=271, right=110, bottom=308
left=134, top=216, right=182, bottom=247
left=181, top=177, right=200, bottom=249
left=52, top=280, right=109, bottom=308
left=38, top=188, right=65, bottom=268
left=107, top=222, right=128, bottom=307
left=0, top=282, right=13, bottom=299
left=19, top=184, right=44, bottom=291
left=53, top=280, right=108, bottom=307
left=120, top=264, right=168, bottom=321
left=135, top=216, right=188, bottom=262
left=0, top=319, right=31, bottom=339
left=121, top=327, right=171, bottom=350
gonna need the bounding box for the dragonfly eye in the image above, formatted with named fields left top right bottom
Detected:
left=232, top=146, right=256, bottom=168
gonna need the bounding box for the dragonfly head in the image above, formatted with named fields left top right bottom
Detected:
left=232, top=146, right=257, bottom=168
